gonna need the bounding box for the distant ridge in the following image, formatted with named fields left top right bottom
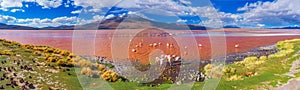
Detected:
left=0, top=23, right=38, bottom=30
left=270, top=26, right=300, bottom=29
left=0, top=15, right=208, bottom=30
left=41, top=25, right=74, bottom=30
left=223, top=25, right=240, bottom=28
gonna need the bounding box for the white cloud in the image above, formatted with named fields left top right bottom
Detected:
left=237, top=1, right=264, bottom=11
left=72, top=0, right=208, bottom=16
left=87, top=8, right=101, bottom=12
left=0, top=15, right=17, bottom=22
left=235, top=0, right=300, bottom=27
left=257, top=24, right=265, bottom=27
left=71, top=10, right=82, bottom=14
left=93, top=15, right=104, bottom=21
left=72, top=0, right=121, bottom=12
left=105, top=14, right=115, bottom=19
left=0, top=0, right=23, bottom=8
left=128, top=11, right=136, bottom=15
left=179, top=0, right=191, bottom=4
left=0, top=0, right=63, bottom=9
left=72, top=0, right=120, bottom=8
left=35, top=0, right=63, bottom=8
left=16, top=17, right=78, bottom=27
left=52, top=16, right=77, bottom=23
left=2, top=15, right=105, bottom=28
left=197, top=0, right=300, bottom=27
left=176, top=19, right=187, bottom=23
left=0, top=7, right=8, bottom=11
left=10, top=9, right=25, bottom=12
left=17, top=18, right=33, bottom=23
left=40, top=18, right=52, bottom=23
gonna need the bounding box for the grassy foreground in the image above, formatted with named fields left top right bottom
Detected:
left=203, top=39, right=300, bottom=90
left=0, top=39, right=82, bottom=89
left=1, top=38, right=300, bottom=90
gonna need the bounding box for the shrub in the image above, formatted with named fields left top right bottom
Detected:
left=223, top=66, right=236, bottom=76
left=101, top=70, right=119, bottom=82
left=60, top=50, right=70, bottom=56
left=243, top=71, right=257, bottom=77
left=226, top=75, right=243, bottom=81
left=97, top=64, right=106, bottom=72
left=0, top=50, right=13, bottom=56
left=259, top=56, right=267, bottom=61
left=204, top=64, right=223, bottom=78
left=56, top=59, right=67, bottom=66
left=78, top=60, right=92, bottom=67
left=81, top=67, right=93, bottom=77
left=243, top=57, right=258, bottom=63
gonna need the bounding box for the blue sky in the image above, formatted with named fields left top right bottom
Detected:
left=0, top=0, right=299, bottom=28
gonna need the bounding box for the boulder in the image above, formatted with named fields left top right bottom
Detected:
left=0, top=85, right=4, bottom=89
left=28, top=84, right=35, bottom=89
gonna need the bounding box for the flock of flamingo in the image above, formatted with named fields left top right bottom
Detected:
left=130, top=39, right=240, bottom=65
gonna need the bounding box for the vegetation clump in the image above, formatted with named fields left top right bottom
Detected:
left=201, top=39, right=300, bottom=90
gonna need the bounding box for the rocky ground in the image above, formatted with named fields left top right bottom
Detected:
left=0, top=39, right=81, bottom=90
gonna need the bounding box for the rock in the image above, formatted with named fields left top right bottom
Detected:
left=11, top=66, right=16, bottom=71
left=19, top=78, right=24, bottom=83
left=12, top=81, right=18, bottom=86
left=49, top=87, right=59, bottom=90
left=0, top=77, right=4, bottom=81
left=0, top=85, right=4, bottom=89
left=28, top=84, right=35, bottom=89
left=13, top=73, right=17, bottom=77
left=6, top=82, right=11, bottom=86
left=2, top=74, right=6, bottom=78
left=21, top=85, right=26, bottom=90
left=25, top=81, right=29, bottom=86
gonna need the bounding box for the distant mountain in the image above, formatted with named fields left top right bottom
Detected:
left=91, top=15, right=208, bottom=30
left=41, top=25, right=74, bottom=30
left=223, top=25, right=240, bottom=28
left=0, top=15, right=208, bottom=30
left=0, top=23, right=38, bottom=30
left=270, top=26, right=300, bottom=29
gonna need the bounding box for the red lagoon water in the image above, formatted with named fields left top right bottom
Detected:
left=1, top=29, right=300, bottom=62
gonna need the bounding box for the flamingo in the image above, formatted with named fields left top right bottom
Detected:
left=175, top=56, right=181, bottom=61
left=165, top=55, right=172, bottom=65
left=166, top=43, right=170, bottom=47
left=172, top=55, right=176, bottom=58
left=132, top=49, right=137, bottom=52
left=198, top=44, right=202, bottom=47
left=155, top=57, right=160, bottom=63
left=235, top=44, right=239, bottom=48
left=160, top=58, right=164, bottom=65
left=153, top=43, right=158, bottom=47
left=149, top=44, right=153, bottom=47
left=169, top=44, right=174, bottom=49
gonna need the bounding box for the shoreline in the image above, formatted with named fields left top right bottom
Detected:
left=1, top=37, right=300, bottom=89
left=81, top=44, right=278, bottom=66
